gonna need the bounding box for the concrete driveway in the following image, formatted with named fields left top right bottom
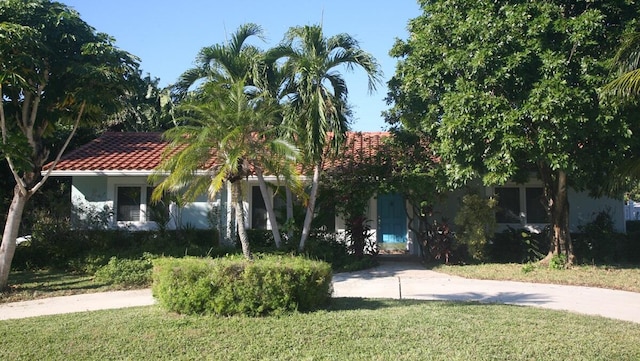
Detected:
left=332, top=259, right=640, bottom=324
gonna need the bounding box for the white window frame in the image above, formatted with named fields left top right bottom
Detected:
left=492, top=183, right=548, bottom=227
left=114, top=185, right=152, bottom=224
left=108, top=177, right=163, bottom=229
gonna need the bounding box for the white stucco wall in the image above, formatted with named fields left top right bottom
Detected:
left=71, top=175, right=220, bottom=231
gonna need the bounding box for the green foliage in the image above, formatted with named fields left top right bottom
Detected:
left=387, top=0, right=640, bottom=261
left=549, top=254, right=568, bottom=270
left=319, top=144, right=381, bottom=257
left=454, top=194, right=498, bottom=262
left=93, top=254, right=154, bottom=287
left=302, top=232, right=377, bottom=272
left=12, top=213, right=221, bottom=272
left=521, top=262, right=536, bottom=274
left=573, top=210, right=628, bottom=264
left=152, top=255, right=332, bottom=316
left=490, top=227, right=547, bottom=264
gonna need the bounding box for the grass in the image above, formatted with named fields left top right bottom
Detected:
left=432, top=263, right=640, bottom=293
left=0, top=269, right=126, bottom=304
left=1, top=299, right=639, bottom=360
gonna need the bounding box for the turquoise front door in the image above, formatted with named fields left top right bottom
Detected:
left=377, top=193, right=407, bottom=244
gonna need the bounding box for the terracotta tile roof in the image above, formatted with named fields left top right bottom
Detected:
left=46, top=132, right=167, bottom=172
left=323, top=132, right=389, bottom=170
left=46, top=131, right=390, bottom=174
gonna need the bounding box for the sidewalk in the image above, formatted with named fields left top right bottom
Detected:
left=1, top=258, right=639, bottom=323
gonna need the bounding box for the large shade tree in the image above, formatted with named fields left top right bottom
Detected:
left=386, top=0, right=640, bottom=264
left=269, top=25, right=382, bottom=251
left=0, top=0, right=139, bottom=289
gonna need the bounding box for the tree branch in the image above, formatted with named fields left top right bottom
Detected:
left=33, top=101, right=85, bottom=194
left=0, top=83, right=28, bottom=193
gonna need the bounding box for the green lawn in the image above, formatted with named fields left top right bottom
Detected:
left=0, top=269, right=129, bottom=303
left=1, top=299, right=639, bottom=360
left=432, top=263, right=640, bottom=293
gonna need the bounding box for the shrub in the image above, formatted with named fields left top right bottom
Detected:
left=93, top=254, right=154, bottom=287
left=454, top=194, right=498, bottom=262
left=490, top=227, right=546, bottom=263
left=12, top=223, right=221, bottom=272
left=573, top=210, right=627, bottom=264
left=303, top=232, right=376, bottom=271
left=152, top=255, right=333, bottom=316
left=549, top=254, right=568, bottom=270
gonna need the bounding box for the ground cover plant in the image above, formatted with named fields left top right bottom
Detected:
left=1, top=299, right=639, bottom=360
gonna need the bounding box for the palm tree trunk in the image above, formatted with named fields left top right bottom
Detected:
left=0, top=186, right=30, bottom=290
left=285, top=186, right=294, bottom=239
left=225, top=183, right=235, bottom=246
left=255, top=169, right=283, bottom=248
left=231, top=181, right=252, bottom=259
left=299, top=163, right=321, bottom=252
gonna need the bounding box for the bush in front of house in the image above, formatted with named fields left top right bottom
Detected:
left=11, top=212, right=221, bottom=272
left=152, top=255, right=333, bottom=316
left=572, top=211, right=629, bottom=264
left=489, top=227, right=547, bottom=264
left=93, top=254, right=155, bottom=287
left=454, top=193, right=498, bottom=263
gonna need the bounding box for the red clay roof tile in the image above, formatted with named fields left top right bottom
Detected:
left=46, top=131, right=390, bottom=173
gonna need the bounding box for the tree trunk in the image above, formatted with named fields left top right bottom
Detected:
left=285, top=186, right=294, bottom=240
left=224, top=182, right=235, bottom=246
left=540, top=168, right=575, bottom=265
left=0, top=186, right=30, bottom=290
left=231, top=181, right=252, bottom=259
left=255, top=169, right=283, bottom=248
left=298, top=163, right=321, bottom=252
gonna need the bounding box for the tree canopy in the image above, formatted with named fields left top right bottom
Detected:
left=0, top=0, right=140, bottom=289
left=386, top=0, right=640, bottom=263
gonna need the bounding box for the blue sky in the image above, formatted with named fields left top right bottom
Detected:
left=60, top=1, right=421, bottom=131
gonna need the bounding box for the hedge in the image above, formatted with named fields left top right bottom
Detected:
left=152, top=255, right=333, bottom=316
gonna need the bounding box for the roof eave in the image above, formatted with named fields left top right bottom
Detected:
left=44, top=170, right=160, bottom=177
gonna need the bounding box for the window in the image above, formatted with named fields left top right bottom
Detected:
left=494, top=186, right=547, bottom=224
left=525, top=188, right=547, bottom=223
left=117, top=186, right=142, bottom=221
left=495, top=187, right=520, bottom=223
left=116, top=186, right=166, bottom=222
left=252, top=186, right=268, bottom=229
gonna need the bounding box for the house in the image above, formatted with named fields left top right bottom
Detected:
left=45, top=132, right=626, bottom=255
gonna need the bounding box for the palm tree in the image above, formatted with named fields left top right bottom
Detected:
left=602, top=32, right=640, bottom=189
left=268, top=25, right=382, bottom=251
left=167, top=24, right=298, bottom=250
left=173, top=23, right=265, bottom=98
left=151, top=79, right=299, bottom=259
left=603, top=32, right=640, bottom=98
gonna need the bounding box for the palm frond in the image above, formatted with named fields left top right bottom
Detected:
left=603, top=68, right=640, bottom=98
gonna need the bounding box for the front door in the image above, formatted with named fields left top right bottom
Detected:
left=377, top=193, right=407, bottom=246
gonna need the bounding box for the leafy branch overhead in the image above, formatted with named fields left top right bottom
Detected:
left=0, top=0, right=140, bottom=290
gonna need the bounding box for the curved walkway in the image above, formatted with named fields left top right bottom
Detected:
left=1, top=258, right=639, bottom=323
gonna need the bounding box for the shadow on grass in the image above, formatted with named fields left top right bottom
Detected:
left=325, top=297, right=533, bottom=314
left=327, top=297, right=430, bottom=312
left=328, top=287, right=550, bottom=313
left=2, top=270, right=111, bottom=303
